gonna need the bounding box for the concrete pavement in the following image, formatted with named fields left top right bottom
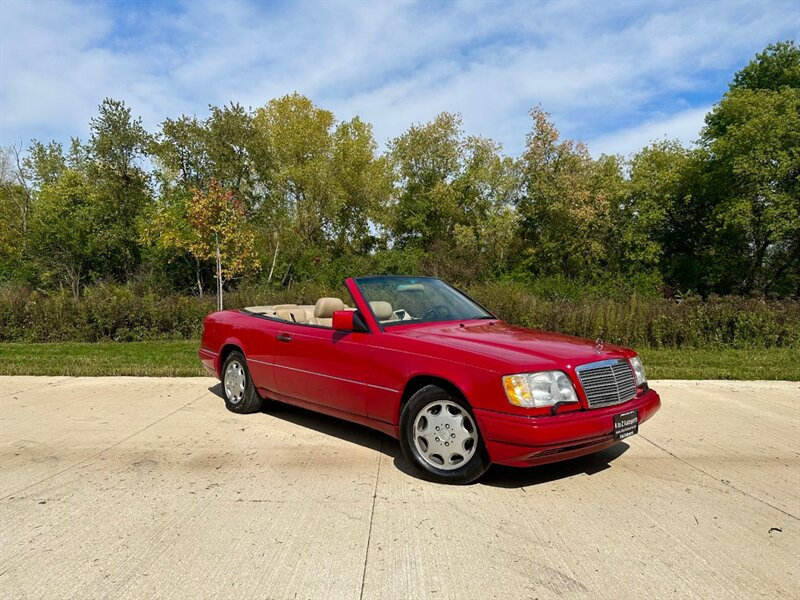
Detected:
left=1, top=377, right=798, bottom=599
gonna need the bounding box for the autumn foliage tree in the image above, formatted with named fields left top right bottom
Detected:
left=187, top=181, right=259, bottom=309
left=143, top=180, right=260, bottom=305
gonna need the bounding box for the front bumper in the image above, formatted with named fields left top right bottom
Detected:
left=474, top=389, right=661, bottom=467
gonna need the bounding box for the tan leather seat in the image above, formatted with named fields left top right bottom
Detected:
left=245, top=306, right=274, bottom=315
left=313, top=297, right=345, bottom=327
left=298, top=305, right=316, bottom=323
left=275, top=308, right=307, bottom=323
left=247, top=300, right=351, bottom=326
left=273, top=304, right=298, bottom=311
left=369, top=300, right=394, bottom=321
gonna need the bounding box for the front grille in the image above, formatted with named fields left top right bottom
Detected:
left=576, top=358, right=636, bottom=408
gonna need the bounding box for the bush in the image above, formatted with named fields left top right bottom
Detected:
left=1, top=281, right=798, bottom=348
left=0, top=284, right=212, bottom=342
left=0, top=282, right=346, bottom=342
left=467, top=282, right=800, bottom=349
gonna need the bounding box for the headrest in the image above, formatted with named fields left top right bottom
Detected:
left=314, top=297, right=345, bottom=318
left=369, top=301, right=393, bottom=320
left=273, top=304, right=298, bottom=311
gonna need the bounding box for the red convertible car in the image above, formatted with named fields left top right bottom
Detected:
left=199, top=276, right=660, bottom=483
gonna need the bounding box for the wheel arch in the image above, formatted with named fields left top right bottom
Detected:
left=217, top=341, right=245, bottom=377
left=398, top=374, right=470, bottom=422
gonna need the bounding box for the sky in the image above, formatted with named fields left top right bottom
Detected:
left=1, top=0, right=798, bottom=159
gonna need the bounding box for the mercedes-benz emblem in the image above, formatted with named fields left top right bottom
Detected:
left=595, top=338, right=604, bottom=353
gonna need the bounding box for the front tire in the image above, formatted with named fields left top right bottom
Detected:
left=399, top=385, right=490, bottom=484
left=221, top=351, right=263, bottom=414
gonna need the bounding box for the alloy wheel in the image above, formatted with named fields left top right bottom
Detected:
left=412, top=400, right=478, bottom=470
left=224, top=360, right=246, bottom=405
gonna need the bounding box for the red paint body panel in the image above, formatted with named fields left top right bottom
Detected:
left=271, top=324, right=371, bottom=415
left=199, top=277, right=661, bottom=469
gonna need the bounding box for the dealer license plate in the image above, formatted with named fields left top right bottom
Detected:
left=613, top=409, right=639, bottom=439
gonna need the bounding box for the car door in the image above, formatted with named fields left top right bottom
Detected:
left=272, top=322, right=371, bottom=416
left=243, top=315, right=280, bottom=396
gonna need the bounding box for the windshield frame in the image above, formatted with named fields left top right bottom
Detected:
left=352, top=275, right=496, bottom=330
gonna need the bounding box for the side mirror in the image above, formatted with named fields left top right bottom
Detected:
left=332, top=310, right=368, bottom=332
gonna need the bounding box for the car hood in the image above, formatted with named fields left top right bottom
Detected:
left=391, top=320, right=633, bottom=370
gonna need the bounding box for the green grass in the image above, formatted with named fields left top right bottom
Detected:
left=638, top=347, right=800, bottom=380
left=0, top=341, right=205, bottom=377
left=0, top=342, right=797, bottom=380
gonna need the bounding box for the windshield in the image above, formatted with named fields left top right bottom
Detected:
left=355, top=276, right=493, bottom=326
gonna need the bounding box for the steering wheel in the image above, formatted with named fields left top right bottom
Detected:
left=421, top=304, right=451, bottom=321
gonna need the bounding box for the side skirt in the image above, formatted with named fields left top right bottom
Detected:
left=259, top=388, right=400, bottom=439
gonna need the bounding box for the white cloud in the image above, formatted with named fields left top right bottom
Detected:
left=1, top=0, right=797, bottom=155
left=587, top=106, right=710, bottom=158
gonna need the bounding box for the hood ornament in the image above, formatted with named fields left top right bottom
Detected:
left=594, top=338, right=604, bottom=353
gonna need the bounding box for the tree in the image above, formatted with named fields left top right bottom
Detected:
left=185, top=181, right=259, bottom=309
left=151, top=103, right=259, bottom=203
left=250, top=94, right=391, bottom=284
left=204, top=103, right=259, bottom=207
left=0, top=147, right=32, bottom=281
left=517, top=108, right=624, bottom=280
left=626, top=141, right=709, bottom=292
left=251, top=94, right=335, bottom=284
left=0, top=144, right=41, bottom=239
left=253, top=94, right=335, bottom=247
left=140, top=186, right=207, bottom=296
left=701, top=42, right=800, bottom=295
left=27, top=170, right=99, bottom=297
left=23, top=141, right=66, bottom=189
left=329, top=117, right=392, bottom=256
left=1, top=142, right=69, bottom=283
left=89, top=98, right=150, bottom=180
left=730, top=41, right=800, bottom=92
left=187, top=181, right=260, bottom=310
left=149, top=115, right=210, bottom=189
left=388, top=112, right=463, bottom=249
left=701, top=87, right=800, bottom=294
left=442, top=137, right=521, bottom=280
left=388, top=112, right=519, bottom=280
left=84, top=99, right=153, bottom=281
left=144, top=181, right=260, bottom=302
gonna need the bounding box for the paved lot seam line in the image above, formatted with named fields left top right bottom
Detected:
left=1, top=390, right=210, bottom=500
left=640, top=434, right=799, bottom=521
left=359, top=438, right=383, bottom=600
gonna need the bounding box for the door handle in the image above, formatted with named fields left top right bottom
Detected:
left=277, top=333, right=292, bottom=343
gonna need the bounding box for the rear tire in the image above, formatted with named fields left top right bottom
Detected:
left=399, top=385, right=490, bottom=484
left=221, top=351, right=263, bottom=414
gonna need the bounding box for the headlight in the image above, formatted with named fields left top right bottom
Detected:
left=630, top=356, right=647, bottom=387
left=502, top=371, right=579, bottom=408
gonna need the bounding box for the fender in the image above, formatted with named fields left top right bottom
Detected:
left=215, top=336, right=248, bottom=377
